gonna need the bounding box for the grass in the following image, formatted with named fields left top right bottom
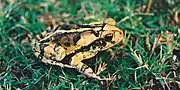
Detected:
left=0, top=0, right=180, bottom=89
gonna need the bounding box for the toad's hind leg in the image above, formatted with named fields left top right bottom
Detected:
left=70, top=51, right=102, bottom=80
left=42, top=57, right=75, bottom=68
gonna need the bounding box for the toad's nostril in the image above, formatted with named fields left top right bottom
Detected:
left=119, top=32, right=122, bottom=35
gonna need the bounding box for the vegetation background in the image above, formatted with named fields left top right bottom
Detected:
left=0, top=0, right=179, bottom=89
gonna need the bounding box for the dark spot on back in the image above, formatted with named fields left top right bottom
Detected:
left=73, top=33, right=81, bottom=45
left=54, top=33, right=66, bottom=40
left=95, top=39, right=106, bottom=46
left=91, top=30, right=99, bottom=37
left=99, top=40, right=107, bottom=47
left=64, top=42, right=71, bottom=47
left=77, top=24, right=96, bottom=28
left=60, top=24, right=72, bottom=30
left=89, top=39, right=107, bottom=50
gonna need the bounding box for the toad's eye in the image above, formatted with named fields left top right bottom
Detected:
left=104, top=33, right=113, bottom=42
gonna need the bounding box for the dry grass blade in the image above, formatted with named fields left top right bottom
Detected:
left=145, top=0, right=152, bottom=13
left=150, top=35, right=160, bottom=58
left=145, top=33, right=151, bottom=50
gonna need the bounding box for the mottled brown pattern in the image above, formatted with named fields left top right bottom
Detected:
left=32, top=18, right=123, bottom=80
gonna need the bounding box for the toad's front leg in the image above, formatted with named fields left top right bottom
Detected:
left=70, top=51, right=102, bottom=80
